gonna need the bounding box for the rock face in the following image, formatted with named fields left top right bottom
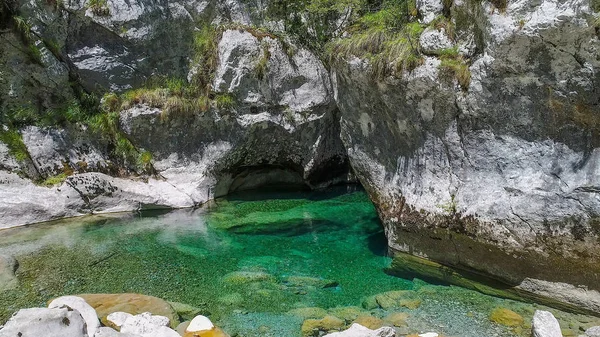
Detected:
left=531, top=310, right=562, bottom=337
left=0, top=307, right=87, bottom=337
left=333, top=0, right=600, bottom=312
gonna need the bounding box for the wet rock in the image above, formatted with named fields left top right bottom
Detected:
left=222, top=271, right=275, bottom=285
left=323, top=323, right=396, bottom=337
left=532, top=310, right=562, bottom=337
left=48, top=295, right=101, bottom=337
left=0, top=254, right=18, bottom=291
left=285, top=276, right=339, bottom=289
left=490, top=308, right=524, bottom=327
left=288, top=307, right=328, bottom=319
left=0, top=307, right=87, bottom=337
left=78, top=293, right=178, bottom=328
left=301, top=315, right=346, bottom=337
left=353, top=315, right=385, bottom=330
left=328, top=306, right=365, bottom=321
left=373, top=291, right=420, bottom=310
left=167, top=301, right=205, bottom=321
left=383, top=313, right=409, bottom=327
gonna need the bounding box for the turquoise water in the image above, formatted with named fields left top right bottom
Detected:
left=0, top=187, right=596, bottom=336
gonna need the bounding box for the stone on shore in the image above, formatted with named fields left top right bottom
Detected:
left=119, top=312, right=172, bottom=336
left=78, top=293, right=178, bottom=327
left=586, top=326, right=600, bottom=337
left=323, top=323, right=396, bottom=337
left=48, top=295, right=101, bottom=337
left=0, top=307, right=87, bottom=337
left=532, top=310, right=562, bottom=337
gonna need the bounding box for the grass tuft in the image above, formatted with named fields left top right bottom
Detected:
left=40, top=173, right=68, bottom=187
left=0, top=129, right=29, bottom=162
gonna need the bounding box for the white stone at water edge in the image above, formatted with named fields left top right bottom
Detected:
left=585, top=326, right=600, bottom=337
left=419, top=333, right=439, bottom=337
left=107, top=312, right=135, bottom=329
left=120, top=312, right=170, bottom=335
left=186, top=315, right=215, bottom=332
left=323, top=323, right=396, bottom=337
left=0, top=307, right=87, bottom=337
left=48, top=295, right=101, bottom=337
left=532, top=310, right=562, bottom=337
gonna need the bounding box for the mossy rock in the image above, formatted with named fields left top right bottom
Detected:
left=353, top=315, right=385, bottom=329
left=384, top=312, right=409, bottom=327
left=328, top=306, right=365, bottom=321
left=168, top=301, right=206, bottom=321
left=399, top=299, right=422, bottom=310
left=287, top=307, right=328, bottom=319
left=489, top=308, right=524, bottom=327
left=301, top=315, right=346, bottom=337
left=285, top=276, right=339, bottom=289
left=362, top=295, right=379, bottom=310
left=222, top=271, right=275, bottom=285
left=217, top=293, right=244, bottom=306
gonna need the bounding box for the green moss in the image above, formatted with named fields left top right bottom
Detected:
left=0, top=129, right=29, bottom=162
left=40, top=173, right=68, bottom=187
left=88, top=0, right=110, bottom=16
left=215, top=93, right=235, bottom=110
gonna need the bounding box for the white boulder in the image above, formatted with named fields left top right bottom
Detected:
left=48, top=295, right=100, bottom=337
left=186, top=315, right=215, bottom=332
left=416, top=0, right=444, bottom=24
left=419, top=28, right=454, bottom=55
left=532, top=310, right=562, bottom=337
left=107, top=311, right=134, bottom=330
left=94, top=327, right=142, bottom=337
left=120, top=312, right=171, bottom=336
left=323, top=323, right=396, bottom=337
left=0, top=307, right=87, bottom=337
left=585, top=326, right=600, bottom=337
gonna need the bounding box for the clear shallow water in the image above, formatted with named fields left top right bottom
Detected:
left=0, top=186, right=597, bottom=336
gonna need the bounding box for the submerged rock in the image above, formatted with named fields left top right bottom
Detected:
left=301, top=315, right=346, bottom=337
left=489, top=308, right=524, bottom=327
left=288, top=307, right=329, bottom=319
left=222, top=271, right=275, bottom=285
left=532, top=310, right=562, bottom=337
left=352, top=315, right=385, bottom=330
left=0, top=255, right=18, bottom=291
left=383, top=312, right=409, bottom=327
left=0, top=307, right=87, bottom=337
left=48, top=295, right=101, bottom=337
left=322, top=323, right=396, bottom=337
left=284, top=276, right=339, bottom=289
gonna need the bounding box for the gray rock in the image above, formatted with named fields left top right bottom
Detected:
left=49, top=296, right=101, bottom=337
left=532, top=310, right=562, bottom=337
left=416, top=0, right=444, bottom=24
left=0, top=307, right=87, bottom=337
left=0, top=255, right=18, bottom=291
left=94, top=327, right=142, bottom=337
left=21, top=125, right=110, bottom=177
left=586, top=326, right=600, bottom=337
left=323, top=323, right=396, bottom=337
left=107, top=312, right=134, bottom=330
left=121, top=312, right=179, bottom=337
left=419, top=28, right=454, bottom=55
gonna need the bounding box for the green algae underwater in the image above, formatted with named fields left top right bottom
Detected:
left=0, top=186, right=597, bottom=336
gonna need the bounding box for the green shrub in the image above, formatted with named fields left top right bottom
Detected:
left=40, top=173, right=68, bottom=187
left=215, top=94, right=235, bottom=110
left=0, top=129, right=29, bottom=162
left=192, top=25, right=220, bottom=94
left=440, top=56, right=471, bottom=91
left=114, top=134, right=138, bottom=165
left=101, top=93, right=121, bottom=113
left=256, top=46, right=271, bottom=80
